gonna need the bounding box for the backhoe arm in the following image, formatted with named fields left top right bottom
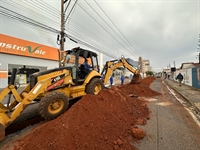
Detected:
left=101, top=56, right=141, bottom=85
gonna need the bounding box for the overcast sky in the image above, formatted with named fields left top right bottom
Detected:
left=0, top=0, right=199, bottom=72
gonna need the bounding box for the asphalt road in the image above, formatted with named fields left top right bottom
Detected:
left=134, top=78, right=200, bottom=150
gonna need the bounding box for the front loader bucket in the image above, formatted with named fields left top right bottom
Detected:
left=130, top=74, right=142, bottom=84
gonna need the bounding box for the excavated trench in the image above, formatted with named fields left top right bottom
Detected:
left=9, top=76, right=160, bottom=150
left=6, top=116, right=44, bottom=136
left=5, top=98, right=81, bottom=136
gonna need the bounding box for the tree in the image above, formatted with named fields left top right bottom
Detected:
left=146, top=70, right=154, bottom=76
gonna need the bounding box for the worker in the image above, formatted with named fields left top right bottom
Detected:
left=110, top=76, right=113, bottom=86
left=176, top=73, right=183, bottom=86
left=101, top=74, right=105, bottom=80
left=129, top=74, right=133, bottom=82
left=121, top=75, right=125, bottom=85
left=83, top=58, right=92, bottom=73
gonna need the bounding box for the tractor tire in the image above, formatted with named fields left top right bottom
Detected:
left=39, top=92, right=69, bottom=120
left=86, top=78, right=104, bottom=95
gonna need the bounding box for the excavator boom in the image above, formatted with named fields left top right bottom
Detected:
left=101, top=56, right=142, bottom=85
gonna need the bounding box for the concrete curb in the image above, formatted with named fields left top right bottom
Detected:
left=165, top=81, right=193, bottom=104
left=164, top=80, right=200, bottom=121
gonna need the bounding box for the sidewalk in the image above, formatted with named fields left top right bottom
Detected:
left=164, top=79, right=200, bottom=111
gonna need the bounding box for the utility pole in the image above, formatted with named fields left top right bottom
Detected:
left=198, top=51, right=200, bottom=64
left=60, top=0, right=65, bottom=67
left=198, top=34, right=200, bottom=64
left=57, top=0, right=76, bottom=67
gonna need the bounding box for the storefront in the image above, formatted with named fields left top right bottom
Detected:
left=0, top=34, right=59, bottom=88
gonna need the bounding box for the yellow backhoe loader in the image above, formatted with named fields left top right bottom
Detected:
left=0, top=47, right=141, bottom=141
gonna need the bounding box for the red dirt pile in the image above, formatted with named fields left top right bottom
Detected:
left=14, top=76, right=160, bottom=150
left=123, top=76, right=160, bottom=97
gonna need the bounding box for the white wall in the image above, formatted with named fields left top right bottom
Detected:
left=174, top=68, right=192, bottom=86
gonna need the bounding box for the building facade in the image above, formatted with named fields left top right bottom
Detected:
left=0, top=34, right=59, bottom=88
left=138, top=57, right=150, bottom=78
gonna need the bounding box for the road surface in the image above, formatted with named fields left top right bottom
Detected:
left=134, top=78, right=200, bottom=150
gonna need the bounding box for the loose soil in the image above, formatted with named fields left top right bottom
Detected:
left=11, top=76, right=160, bottom=150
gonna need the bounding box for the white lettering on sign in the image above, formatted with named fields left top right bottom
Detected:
left=0, top=42, right=46, bottom=55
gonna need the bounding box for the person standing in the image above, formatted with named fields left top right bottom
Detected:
left=110, top=76, right=113, bottom=86
left=176, top=73, right=183, bottom=86
left=129, top=74, right=133, bottom=82
left=121, top=75, right=125, bottom=85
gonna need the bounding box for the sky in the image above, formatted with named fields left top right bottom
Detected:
left=0, top=0, right=199, bottom=72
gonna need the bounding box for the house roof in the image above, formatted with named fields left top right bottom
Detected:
left=194, top=63, right=200, bottom=67
left=180, top=62, right=200, bottom=69
left=162, top=62, right=200, bottom=72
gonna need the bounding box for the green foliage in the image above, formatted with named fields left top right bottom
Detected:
left=146, top=70, right=154, bottom=76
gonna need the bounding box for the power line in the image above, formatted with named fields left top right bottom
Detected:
left=1, top=2, right=137, bottom=60
left=66, top=18, right=122, bottom=52
left=66, top=21, right=122, bottom=58
left=65, top=33, right=117, bottom=59
left=16, top=1, right=139, bottom=59
left=75, top=2, right=136, bottom=58
left=64, top=0, right=78, bottom=23
left=67, top=26, right=119, bottom=57
left=39, top=0, right=61, bottom=14
left=25, top=0, right=60, bottom=19
left=94, top=0, right=141, bottom=57
left=2, top=0, right=60, bottom=27
left=0, top=6, right=117, bottom=59
left=0, top=6, right=59, bottom=33
left=84, top=0, right=140, bottom=58
left=65, top=4, right=77, bottom=31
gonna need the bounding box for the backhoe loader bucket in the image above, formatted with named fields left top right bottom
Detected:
left=130, top=74, right=142, bottom=84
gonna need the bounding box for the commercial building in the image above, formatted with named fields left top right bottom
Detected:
left=138, top=57, right=150, bottom=78
left=0, top=34, right=59, bottom=88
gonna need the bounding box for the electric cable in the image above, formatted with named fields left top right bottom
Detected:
left=84, top=0, right=140, bottom=58
left=94, top=0, right=141, bottom=57
left=2, top=0, right=60, bottom=26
